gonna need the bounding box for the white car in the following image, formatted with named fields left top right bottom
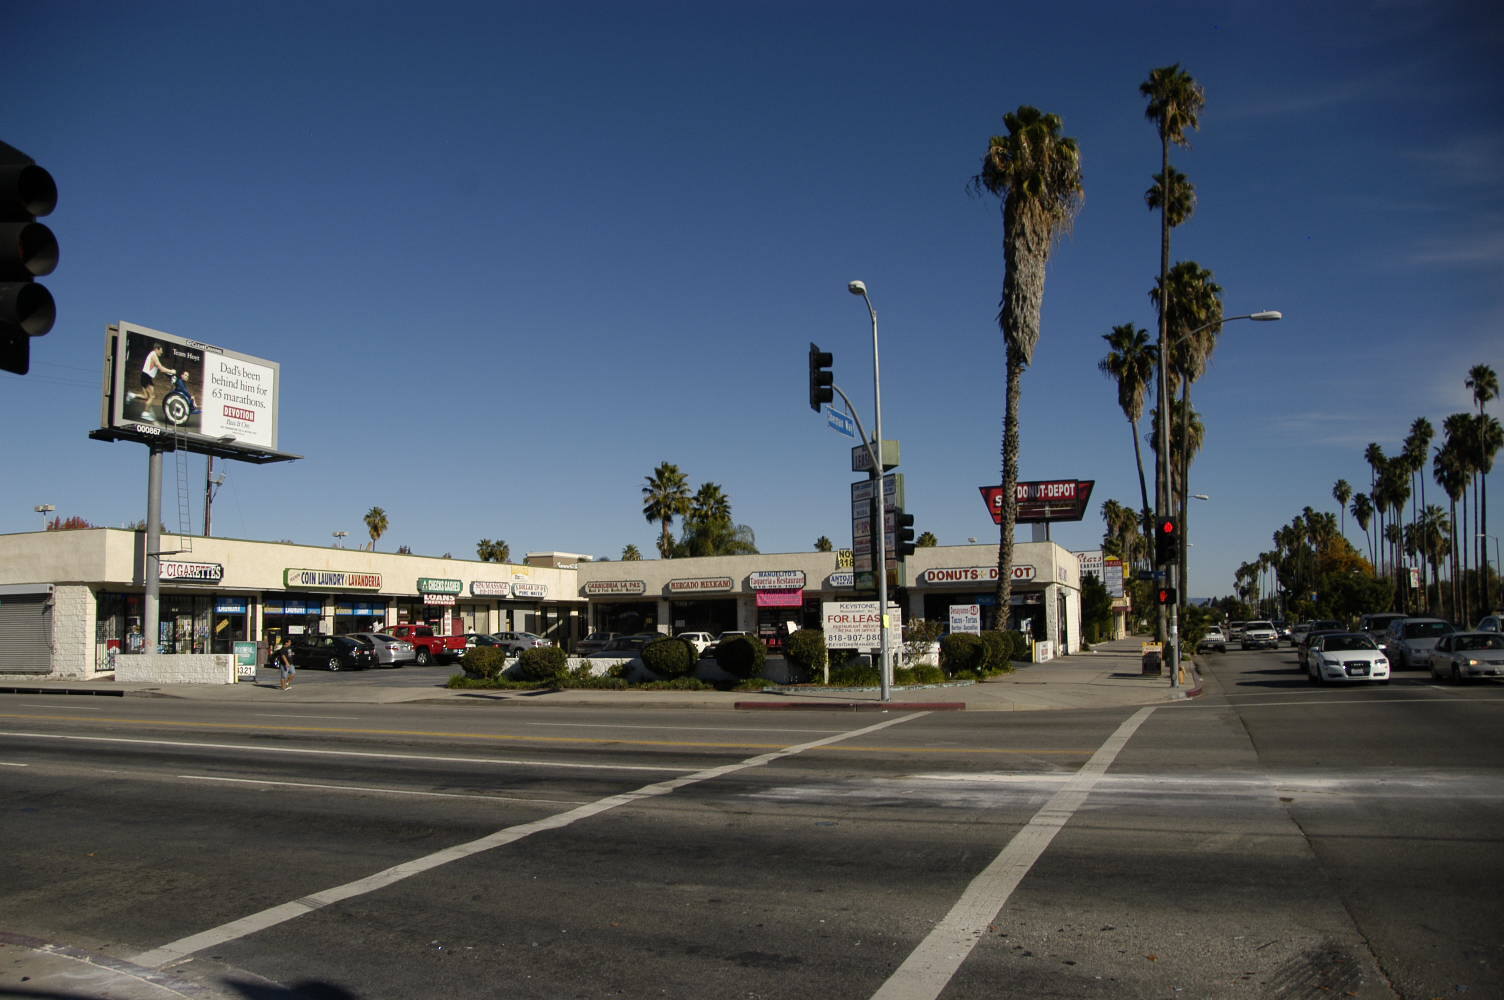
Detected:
left=1195, top=627, right=1227, bottom=653
left=676, top=632, right=715, bottom=656
left=1383, top=617, right=1455, bottom=669
left=1240, top=621, right=1279, bottom=650
left=491, top=631, right=552, bottom=654
left=1306, top=632, right=1390, bottom=684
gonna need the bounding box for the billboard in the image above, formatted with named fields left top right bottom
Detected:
left=99, top=322, right=283, bottom=456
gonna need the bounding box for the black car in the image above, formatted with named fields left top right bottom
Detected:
left=290, top=634, right=374, bottom=671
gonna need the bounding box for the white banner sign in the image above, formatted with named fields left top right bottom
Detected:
left=822, top=600, right=902, bottom=650
left=949, top=604, right=981, bottom=635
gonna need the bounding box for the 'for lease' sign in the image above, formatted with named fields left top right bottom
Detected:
left=822, top=600, right=902, bottom=650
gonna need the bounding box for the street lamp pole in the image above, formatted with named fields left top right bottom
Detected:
left=848, top=281, right=891, bottom=702
left=1157, top=310, right=1280, bottom=688
left=33, top=504, right=55, bottom=530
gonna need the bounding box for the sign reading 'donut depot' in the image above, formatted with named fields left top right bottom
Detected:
left=748, top=570, right=806, bottom=590
left=918, top=565, right=1036, bottom=585
left=979, top=479, right=1094, bottom=525
left=417, top=577, right=462, bottom=595
left=582, top=580, right=647, bottom=596
left=667, top=577, right=734, bottom=594
left=159, top=560, right=224, bottom=583
left=283, top=569, right=383, bottom=590
left=470, top=580, right=511, bottom=597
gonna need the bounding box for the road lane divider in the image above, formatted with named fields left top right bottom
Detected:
left=129, top=710, right=929, bottom=970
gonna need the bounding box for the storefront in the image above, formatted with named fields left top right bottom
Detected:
left=666, top=575, right=738, bottom=635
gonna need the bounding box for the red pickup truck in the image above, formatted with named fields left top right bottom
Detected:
left=384, top=624, right=467, bottom=666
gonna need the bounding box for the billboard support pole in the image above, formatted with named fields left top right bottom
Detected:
left=144, top=444, right=163, bottom=653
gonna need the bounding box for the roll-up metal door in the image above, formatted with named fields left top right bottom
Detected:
left=0, top=590, right=53, bottom=674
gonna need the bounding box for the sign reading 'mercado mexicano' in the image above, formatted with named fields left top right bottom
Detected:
left=283, top=568, right=383, bottom=590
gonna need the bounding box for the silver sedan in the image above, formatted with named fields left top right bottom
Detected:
left=1430, top=632, right=1504, bottom=682
left=347, top=632, right=416, bottom=667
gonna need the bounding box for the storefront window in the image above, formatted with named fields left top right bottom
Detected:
left=334, top=598, right=389, bottom=635
left=264, top=593, right=325, bottom=647
left=210, top=596, right=251, bottom=654
left=160, top=594, right=212, bottom=653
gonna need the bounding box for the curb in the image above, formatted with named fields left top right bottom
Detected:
left=733, top=701, right=965, bottom=711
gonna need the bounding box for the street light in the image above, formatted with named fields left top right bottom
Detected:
left=1155, top=309, right=1281, bottom=688
left=333, top=531, right=348, bottom=548
left=847, top=279, right=892, bottom=702
left=34, top=503, right=54, bottom=530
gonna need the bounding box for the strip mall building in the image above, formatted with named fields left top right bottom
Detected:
left=0, top=528, right=1082, bottom=678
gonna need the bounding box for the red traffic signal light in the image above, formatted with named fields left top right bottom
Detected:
left=1155, top=516, right=1179, bottom=564
left=1155, top=586, right=1177, bottom=606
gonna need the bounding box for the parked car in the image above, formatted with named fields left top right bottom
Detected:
left=384, top=624, right=467, bottom=665
left=347, top=632, right=415, bottom=667
left=1240, top=621, right=1279, bottom=650
left=1305, top=632, right=1390, bottom=685
left=1430, top=632, right=1504, bottom=682
left=584, top=634, right=658, bottom=659
left=491, top=631, right=553, bottom=654
left=1196, top=627, right=1227, bottom=654
left=289, top=634, right=374, bottom=671
left=1475, top=614, right=1504, bottom=633
left=1383, top=617, right=1456, bottom=670
left=676, top=631, right=715, bottom=656
left=575, top=631, right=619, bottom=655
left=463, top=632, right=508, bottom=649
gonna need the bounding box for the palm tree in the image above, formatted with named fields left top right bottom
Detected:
left=1442, top=414, right=1477, bottom=615
left=1435, top=441, right=1468, bottom=618
left=475, top=538, right=510, bottom=563
left=1363, top=443, right=1387, bottom=573
left=1350, top=492, right=1375, bottom=568
left=917, top=531, right=939, bottom=547
left=1098, top=323, right=1157, bottom=547
left=621, top=544, right=642, bottom=561
left=1145, top=167, right=1196, bottom=227
left=814, top=536, right=834, bottom=552
left=973, top=105, right=1084, bottom=627
left=363, top=507, right=388, bottom=551
left=1467, top=364, right=1499, bottom=612
left=1333, top=480, right=1352, bottom=538
left=1414, top=505, right=1451, bottom=615
left=641, top=462, right=691, bottom=558
left=1152, top=260, right=1222, bottom=602
left=1403, top=417, right=1434, bottom=548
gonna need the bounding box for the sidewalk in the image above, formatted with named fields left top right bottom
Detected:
left=0, top=637, right=1199, bottom=712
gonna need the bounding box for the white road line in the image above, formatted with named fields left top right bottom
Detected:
left=870, top=706, right=1157, bottom=1000
left=130, top=711, right=926, bottom=969
left=252, top=714, right=362, bottom=720
left=521, top=721, right=846, bottom=734
left=177, top=774, right=587, bottom=805
left=9, top=705, right=106, bottom=711
left=0, top=761, right=27, bottom=767
left=0, top=731, right=696, bottom=773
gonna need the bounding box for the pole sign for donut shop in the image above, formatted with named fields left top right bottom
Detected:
left=979, top=479, right=1094, bottom=525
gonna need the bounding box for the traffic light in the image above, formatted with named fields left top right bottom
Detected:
left=1155, top=516, right=1179, bottom=565
left=894, top=508, right=916, bottom=558
left=0, top=141, right=59, bottom=376
left=1155, top=586, right=1177, bottom=606
left=808, top=342, right=833, bottom=412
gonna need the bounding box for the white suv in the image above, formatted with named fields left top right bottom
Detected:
left=676, top=632, right=715, bottom=656
left=1241, top=621, right=1279, bottom=650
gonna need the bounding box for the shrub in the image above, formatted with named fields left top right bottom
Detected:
left=829, top=656, right=879, bottom=687
left=939, top=633, right=985, bottom=676
left=784, top=629, right=827, bottom=682
left=514, top=646, right=567, bottom=683
left=903, top=619, right=945, bottom=665
left=715, top=634, right=767, bottom=679
left=460, top=646, right=508, bottom=680
left=641, top=636, right=695, bottom=679
left=899, top=663, right=946, bottom=685
left=1007, top=630, right=1031, bottom=662
left=979, top=631, right=1010, bottom=674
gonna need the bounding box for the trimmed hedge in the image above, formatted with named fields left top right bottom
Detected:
left=784, top=629, right=827, bottom=682
left=939, top=633, right=985, bottom=676
left=460, top=646, right=508, bottom=680
left=979, top=631, right=1010, bottom=673
left=715, top=634, right=767, bottom=679
left=641, top=636, right=696, bottom=679
left=514, top=646, right=568, bottom=683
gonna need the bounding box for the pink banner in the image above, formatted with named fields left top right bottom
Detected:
left=755, top=588, right=804, bottom=608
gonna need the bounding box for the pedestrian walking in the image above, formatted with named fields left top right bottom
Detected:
left=275, top=638, right=296, bottom=690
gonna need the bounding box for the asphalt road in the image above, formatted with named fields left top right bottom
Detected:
left=1, top=646, right=1499, bottom=999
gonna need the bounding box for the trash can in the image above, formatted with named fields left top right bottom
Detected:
left=1141, top=649, right=1161, bottom=675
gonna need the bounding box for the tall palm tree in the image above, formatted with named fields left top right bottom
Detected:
left=1476, top=414, right=1504, bottom=615
left=1414, top=504, right=1451, bottom=615
left=1442, top=414, right=1477, bottom=615
left=973, top=105, right=1083, bottom=627
left=641, top=462, right=691, bottom=558
left=1141, top=63, right=1204, bottom=625
left=1363, top=443, right=1387, bottom=573
left=363, top=507, right=388, bottom=551
left=621, top=544, right=642, bottom=561
left=1145, top=167, right=1196, bottom=228
left=1152, top=260, right=1221, bottom=603
left=1466, top=364, right=1499, bottom=612
left=1098, top=322, right=1157, bottom=546
left=1333, top=480, right=1352, bottom=538
left=814, top=536, right=834, bottom=552
left=1350, top=492, right=1375, bottom=568
left=1403, top=417, right=1433, bottom=546
left=1435, top=441, right=1468, bottom=618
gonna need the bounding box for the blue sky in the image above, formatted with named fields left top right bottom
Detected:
left=4, top=0, right=1501, bottom=598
